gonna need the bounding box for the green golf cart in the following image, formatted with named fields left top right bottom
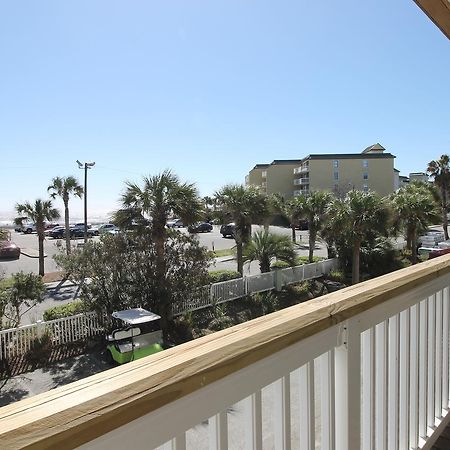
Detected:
left=106, top=308, right=164, bottom=364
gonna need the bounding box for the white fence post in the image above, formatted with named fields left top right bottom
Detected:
left=274, top=269, right=283, bottom=292
left=335, top=319, right=361, bottom=450
left=36, top=320, right=44, bottom=338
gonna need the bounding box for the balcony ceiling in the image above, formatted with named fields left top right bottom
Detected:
left=415, top=0, right=450, bottom=39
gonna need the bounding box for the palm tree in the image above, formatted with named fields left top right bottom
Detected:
left=48, top=176, right=83, bottom=254
left=289, top=191, right=333, bottom=262
left=116, top=170, right=202, bottom=333
left=215, top=184, right=269, bottom=274
left=16, top=199, right=60, bottom=276
left=243, top=230, right=296, bottom=273
left=427, top=155, right=450, bottom=240
left=391, top=182, right=440, bottom=264
left=329, top=190, right=391, bottom=284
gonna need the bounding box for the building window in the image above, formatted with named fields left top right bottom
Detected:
left=333, top=160, right=339, bottom=168
left=363, top=172, right=369, bottom=180
left=363, top=160, right=368, bottom=168
left=333, top=171, right=339, bottom=181
left=262, top=171, right=267, bottom=178
left=363, top=184, right=369, bottom=192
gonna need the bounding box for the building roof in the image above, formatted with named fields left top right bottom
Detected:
left=362, top=143, right=386, bottom=154
left=252, top=164, right=270, bottom=170
left=302, top=153, right=395, bottom=162
left=394, top=168, right=400, bottom=172
left=270, top=159, right=302, bottom=165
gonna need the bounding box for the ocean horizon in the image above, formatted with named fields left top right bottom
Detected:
left=0, top=213, right=111, bottom=228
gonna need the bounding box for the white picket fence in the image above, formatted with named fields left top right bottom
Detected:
left=0, top=259, right=338, bottom=359
left=172, top=258, right=339, bottom=315
left=0, top=311, right=104, bottom=360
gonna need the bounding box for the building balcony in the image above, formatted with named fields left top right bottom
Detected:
left=2, top=256, right=450, bottom=449
left=294, top=178, right=309, bottom=185
left=293, top=166, right=309, bottom=175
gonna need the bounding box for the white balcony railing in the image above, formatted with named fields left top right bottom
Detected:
left=294, top=178, right=309, bottom=186
left=2, top=256, right=450, bottom=449
left=294, top=166, right=309, bottom=175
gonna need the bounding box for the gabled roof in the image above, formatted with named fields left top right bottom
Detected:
left=362, top=143, right=386, bottom=154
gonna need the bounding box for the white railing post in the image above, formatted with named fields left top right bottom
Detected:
left=36, top=320, right=44, bottom=338
left=335, top=319, right=361, bottom=450
left=274, top=269, right=283, bottom=292
left=209, top=411, right=228, bottom=450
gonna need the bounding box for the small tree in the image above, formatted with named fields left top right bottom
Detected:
left=15, top=199, right=60, bottom=276
left=427, top=155, right=450, bottom=240
left=328, top=190, right=391, bottom=284
left=1, top=272, right=45, bottom=327
left=289, top=191, right=333, bottom=262
left=55, top=231, right=211, bottom=338
left=243, top=231, right=296, bottom=273
left=114, top=171, right=203, bottom=333
left=391, top=182, right=440, bottom=264
left=215, top=184, right=269, bottom=274
left=48, top=176, right=84, bottom=254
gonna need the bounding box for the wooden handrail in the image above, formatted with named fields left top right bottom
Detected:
left=1, top=255, right=450, bottom=449
left=414, top=0, right=450, bottom=40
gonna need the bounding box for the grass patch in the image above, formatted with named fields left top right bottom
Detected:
left=211, top=248, right=235, bottom=258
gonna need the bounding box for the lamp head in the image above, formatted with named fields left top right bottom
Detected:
left=76, top=160, right=83, bottom=169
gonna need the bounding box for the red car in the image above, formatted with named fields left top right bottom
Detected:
left=0, top=240, right=21, bottom=259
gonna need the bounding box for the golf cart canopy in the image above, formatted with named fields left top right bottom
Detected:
left=112, top=308, right=161, bottom=325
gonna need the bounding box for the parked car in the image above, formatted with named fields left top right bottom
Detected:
left=220, top=223, right=236, bottom=238
left=71, top=224, right=95, bottom=238
left=98, top=224, right=118, bottom=234
left=21, top=223, right=36, bottom=234
left=296, top=220, right=308, bottom=230
left=0, top=240, right=20, bottom=259
left=45, top=222, right=59, bottom=230
left=49, top=226, right=69, bottom=239
left=188, top=222, right=213, bottom=233
left=166, top=219, right=184, bottom=228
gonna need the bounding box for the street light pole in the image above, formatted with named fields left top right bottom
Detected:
left=76, top=160, right=95, bottom=244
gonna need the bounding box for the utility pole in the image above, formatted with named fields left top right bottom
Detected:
left=76, top=160, right=95, bottom=244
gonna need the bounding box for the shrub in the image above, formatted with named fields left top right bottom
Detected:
left=43, top=301, right=86, bottom=321
left=270, top=261, right=290, bottom=270
left=326, top=270, right=346, bottom=283
left=208, top=302, right=234, bottom=331
left=26, top=330, right=53, bottom=366
left=296, top=255, right=324, bottom=265
left=250, top=291, right=279, bottom=315
left=208, top=270, right=241, bottom=283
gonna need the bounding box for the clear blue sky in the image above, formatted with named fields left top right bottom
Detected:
left=0, top=0, right=449, bottom=219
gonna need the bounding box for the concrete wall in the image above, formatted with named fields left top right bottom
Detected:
left=266, top=163, right=298, bottom=199
left=308, top=157, right=395, bottom=197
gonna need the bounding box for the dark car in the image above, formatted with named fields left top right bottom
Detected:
left=296, top=220, right=308, bottom=230
left=188, top=222, right=213, bottom=233
left=50, top=226, right=68, bottom=239
left=71, top=224, right=95, bottom=238
left=0, top=240, right=20, bottom=259
left=220, top=223, right=236, bottom=238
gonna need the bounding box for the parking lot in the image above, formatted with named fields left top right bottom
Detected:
left=0, top=225, right=320, bottom=279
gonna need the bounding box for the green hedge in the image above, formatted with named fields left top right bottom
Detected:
left=43, top=301, right=86, bottom=321
left=270, top=260, right=291, bottom=270
left=296, top=256, right=324, bottom=265
left=208, top=270, right=241, bottom=283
